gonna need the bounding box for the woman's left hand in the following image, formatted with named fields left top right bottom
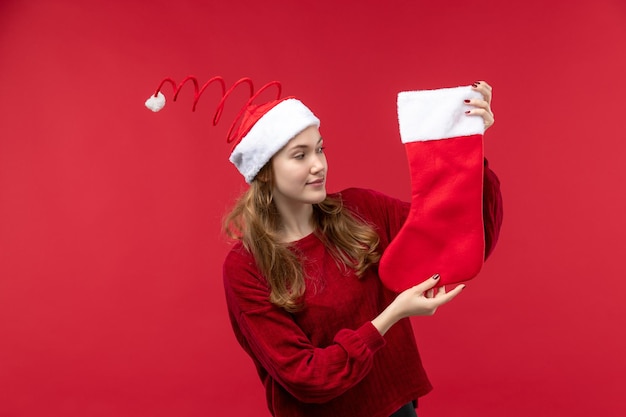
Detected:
left=467, top=80, right=495, bottom=131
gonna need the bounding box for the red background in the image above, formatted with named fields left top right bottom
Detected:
left=1, top=0, right=625, bottom=416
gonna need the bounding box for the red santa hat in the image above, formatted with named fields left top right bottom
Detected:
left=145, top=76, right=319, bottom=183
left=227, top=98, right=320, bottom=183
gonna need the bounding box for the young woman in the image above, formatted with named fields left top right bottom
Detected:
left=222, top=81, right=502, bottom=417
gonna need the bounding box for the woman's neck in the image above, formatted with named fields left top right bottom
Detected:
left=276, top=204, right=315, bottom=243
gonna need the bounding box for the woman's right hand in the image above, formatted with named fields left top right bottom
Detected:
left=371, top=274, right=465, bottom=336
left=393, top=274, right=465, bottom=318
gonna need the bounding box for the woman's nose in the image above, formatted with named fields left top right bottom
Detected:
left=310, top=154, right=325, bottom=173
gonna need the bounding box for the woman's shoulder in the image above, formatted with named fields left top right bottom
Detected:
left=330, top=187, right=406, bottom=213
left=223, top=242, right=257, bottom=277
left=223, top=242, right=271, bottom=291
left=329, top=188, right=410, bottom=242
left=223, top=241, right=254, bottom=268
left=331, top=187, right=391, bottom=204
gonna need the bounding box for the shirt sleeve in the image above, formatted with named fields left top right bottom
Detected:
left=222, top=249, right=387, bottom=404
left=483, top=158, right=504, bottom=258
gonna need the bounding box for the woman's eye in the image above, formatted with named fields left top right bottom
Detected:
left=317, top=146, right=325, bottom=154
left=294, top=153, right=305, bottom=159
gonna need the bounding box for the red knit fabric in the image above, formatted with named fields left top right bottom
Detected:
left=222, top=171, right=502, bottom=417
left=379, top=134, right=486, bottom=291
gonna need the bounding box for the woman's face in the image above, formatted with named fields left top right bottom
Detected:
left=271, top=125, right=327, bottom=211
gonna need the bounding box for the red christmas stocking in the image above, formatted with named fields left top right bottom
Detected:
left=379, top=86, right=486, bottom=293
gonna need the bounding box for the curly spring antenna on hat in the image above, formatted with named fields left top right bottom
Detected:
left=145, top=76, right=320, bottom=183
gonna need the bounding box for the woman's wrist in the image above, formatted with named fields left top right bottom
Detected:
left=371, top=301, right=404, bottom=336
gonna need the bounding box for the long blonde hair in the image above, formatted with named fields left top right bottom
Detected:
left=223, top=163, right=380, bottom=312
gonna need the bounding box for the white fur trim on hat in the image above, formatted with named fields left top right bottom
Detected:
left=397, top=86, right=484, bottom=143
left=229, top=98, right=320, bottom=183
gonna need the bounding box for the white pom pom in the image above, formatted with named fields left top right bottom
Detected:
left=145, top=92, right=166, bottom=112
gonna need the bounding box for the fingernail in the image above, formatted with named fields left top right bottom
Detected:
left=461, top=285, right=466, bottom=290
left=433, top=274, right=440, bottom=280
left=465, top=110, right=471, bottom=114
left=464, top=99, right=470, bottom=103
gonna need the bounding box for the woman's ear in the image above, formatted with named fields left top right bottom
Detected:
left=255, top=170, right=269, bottom=184
left=255, top=162, right=274, bottom=184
